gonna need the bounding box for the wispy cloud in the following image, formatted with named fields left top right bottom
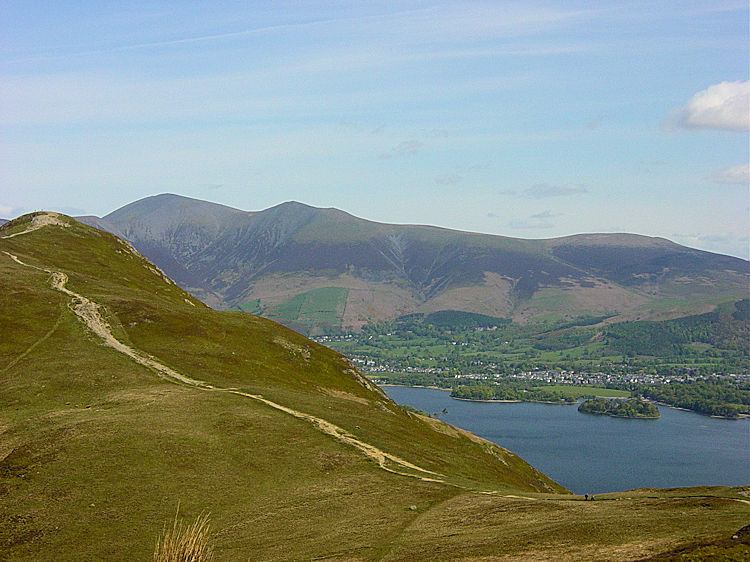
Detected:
left=530, top=210, right=560, bottom=219
left=2, top=4, right=594, bottom=68
left=393, top=4, right=599, bottom=43
left=434, top=173, right=462, bottom=185
left=423, top=128, right=451, bottom=138
left=665, top=81, right=750, bottom=132
left=525, top=183, right=587, bottom=198
left=672, top=231, right=749, bottom=260
left=0, top=71, right=306, bottom=126
left=500, top=183, right=588, bottom=199
left=587, top=114, right=608, bottom=130
left=502, top=209, right=561, bottom=230
left=507, top=218, right=556, bottom=230
left=378, top=140, right=423, bottom=159
left=712, top=164, right=749, bottom=185
left=2, top=9, right=427, bottom=65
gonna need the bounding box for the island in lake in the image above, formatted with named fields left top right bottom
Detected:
left=578, top=398, right=659, bottom=418
left=450, top=384, right=576, bottom=404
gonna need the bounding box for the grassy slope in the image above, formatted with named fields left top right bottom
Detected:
left=263, top=286, right=349, bottom=332
left=1, top=214, right=748, bottom=561
left=380, top=487, right=750, bottom=561
left=531, top=385, right=631, bottom=399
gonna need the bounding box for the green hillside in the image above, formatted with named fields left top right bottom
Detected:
left=263, top=286, right=349, bottom=334
left=2, top=213, right=748, bottom=560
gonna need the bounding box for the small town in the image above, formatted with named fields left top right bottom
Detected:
left=346, top=357, right=750, bottom=387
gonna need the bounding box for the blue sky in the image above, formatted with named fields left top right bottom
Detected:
left=1, top=1, right=748, bottom=257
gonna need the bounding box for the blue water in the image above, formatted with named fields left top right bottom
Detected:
left=383, top=386, right=750, bottom=494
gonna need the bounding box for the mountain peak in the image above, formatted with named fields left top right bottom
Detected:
left=270, top=200, right=315, bottom=210
left=104, top=193, right=248, bottom=221
left=263, top=200, right=355, bottom=218
left=548, top=232, right=680, bottom=249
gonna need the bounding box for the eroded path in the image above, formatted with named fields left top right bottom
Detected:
left=1, top=229, right=444, bottom=482
left=1, top=308, right=63, bottom=376
left=1, top=212, right=69, bottom=239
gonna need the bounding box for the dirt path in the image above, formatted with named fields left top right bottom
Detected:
left=224, top=388, right=442, bottom=478
left=1, top=308, right=63, bottom=375
left=1, top=241, right=444, bottom=482
left=0, top=212, right=69, bottom=239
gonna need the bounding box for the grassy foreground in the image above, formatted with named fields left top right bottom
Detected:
left=1, top=214, right=747, bottom=560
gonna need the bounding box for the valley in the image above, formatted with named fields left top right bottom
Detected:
left=75, top=194, right=750, bottom=421
left=1, top=213, right=747, bottom=560
left=77, top=194, right=750, bottom=419
left=317, top=307, right=750, bottom=418
left=5, top=1, right=749, bottom=558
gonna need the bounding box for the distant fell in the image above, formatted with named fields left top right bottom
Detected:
left=79, top=194, right=749, bottom=334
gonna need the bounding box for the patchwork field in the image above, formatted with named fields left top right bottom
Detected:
left=264, top=286, right=349, bottom=332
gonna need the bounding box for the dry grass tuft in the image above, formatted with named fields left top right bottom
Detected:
left=154, top=508, right=214, bottom=562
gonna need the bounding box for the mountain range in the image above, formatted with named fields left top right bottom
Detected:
left=2, top=212, right=748, bottom=560
left=79, top=194, right=749, bottom=335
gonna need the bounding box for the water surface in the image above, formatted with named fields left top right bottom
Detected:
left=383, top=386, right=750, bottom=494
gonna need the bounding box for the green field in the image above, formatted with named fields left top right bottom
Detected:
left=325, top=303, right=749, bottom=378
left=233, top=298, right=261, bottom=313
left=532, top=385, right=630, bottom=399
left=266, top=286, right=348, bottom=331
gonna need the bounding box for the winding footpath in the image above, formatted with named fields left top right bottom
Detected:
left=1, top=217, right=444, bottom=482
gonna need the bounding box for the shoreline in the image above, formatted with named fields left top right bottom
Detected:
left=378, top=384, right=574, bottom=405
left=451, top=397, right=575, bottom=405
left=648, top=400, right=749, bottom=420
left=578, top=410, right=660, bottom=420
left=451, top=397, right=521, bottom=403
left=376, top=383, right=748, bottom=419
left=378, top=383, right=452, bottom=392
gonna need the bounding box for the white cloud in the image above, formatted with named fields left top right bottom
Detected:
left=0, top=205, right=13, bottom=216
left=712, top=163, right=749, bottom=185
left=667, top=81, right=749, bottom=132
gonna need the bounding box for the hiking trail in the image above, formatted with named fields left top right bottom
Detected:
left=2, top=219, right=444, bottom=482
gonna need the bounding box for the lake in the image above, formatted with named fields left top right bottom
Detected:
left=382, top=385, right=750, bottom=494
